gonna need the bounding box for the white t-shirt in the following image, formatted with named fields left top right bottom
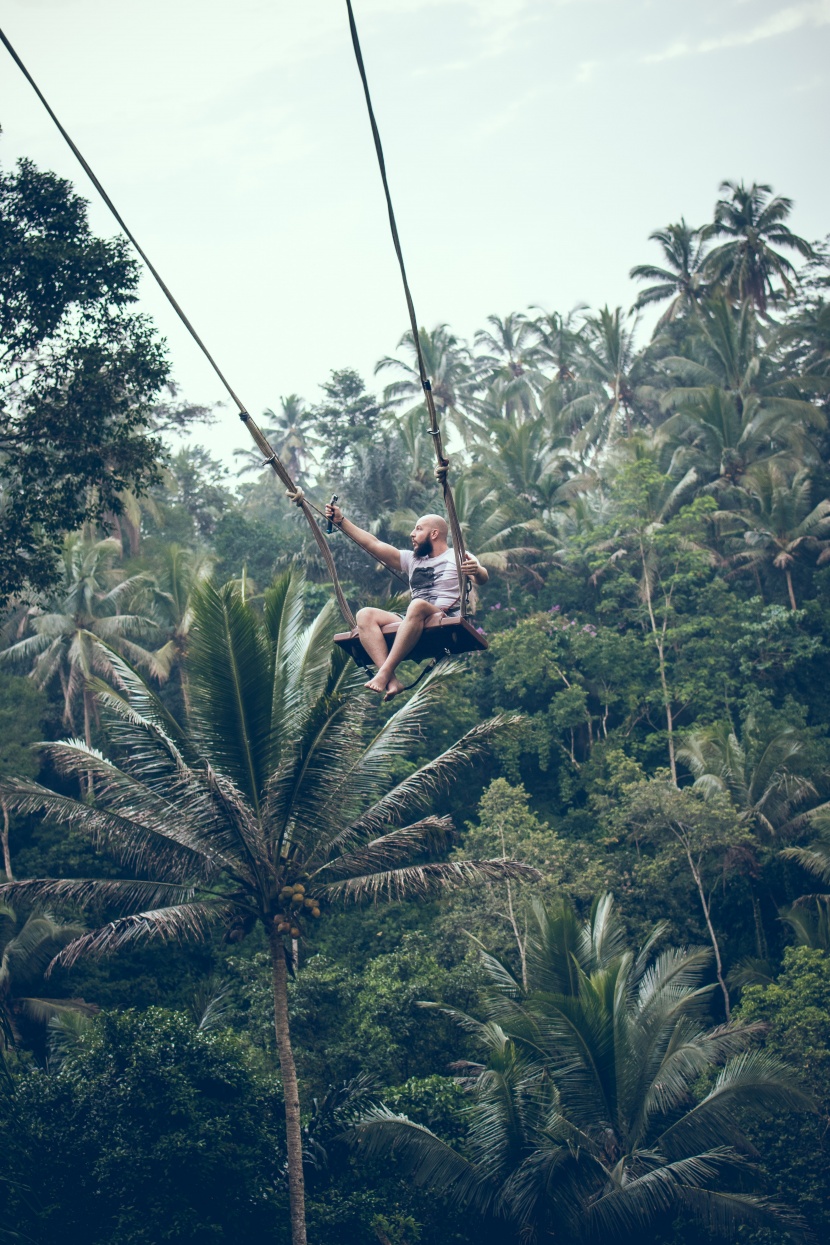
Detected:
left=398, top=548, right=460, bottom=611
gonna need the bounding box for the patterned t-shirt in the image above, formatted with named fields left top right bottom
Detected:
left=398, top=548, right=460, bottom=611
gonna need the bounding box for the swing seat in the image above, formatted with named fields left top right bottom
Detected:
left=334, top=615, right=488, bottom=667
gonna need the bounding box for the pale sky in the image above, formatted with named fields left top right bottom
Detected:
left=1, top=0, right=828, bottom=467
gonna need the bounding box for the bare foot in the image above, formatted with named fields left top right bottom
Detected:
left=364, top=672, right=390, bottom=695
left=383, top=677, right=406, bottom=702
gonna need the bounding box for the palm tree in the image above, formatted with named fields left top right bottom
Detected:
left=658, top=298, right=826, bottom=491
left=0, top=905, right=93, bottom=1052
left=704, top=182, right=814, bottom=314
left=148, top=543, right=215, bottom=718
left=352, top=894, right=807, bottom=1243
left=568, top=307, right=648, bottom=457
left=630, top=219, right=710, bottom=326
left=376, top=324, right=477, bottom=443
left=0, top=571, right=534, bottom=1245
left=473, top=314, right=547, bottom=414
left=678, top=718, right=818, bottom=840
left=235, top=395, right=318, bottom=479
left=679, top=718, right=824, bottom=958
left=727, top=463, right=830, bottom=609
left=0, top=535, right=165, bottom=751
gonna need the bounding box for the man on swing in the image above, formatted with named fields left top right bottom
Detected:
left=324, top=501, right=488, bottom=699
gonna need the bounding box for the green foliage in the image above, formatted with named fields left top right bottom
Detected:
left=0, top=155, right=169, bottom=600
left=737, top=948, right=830, bottom=1240
left=2, top=153, right=830, bottom=1244
left=1, top=1007, right=285, bottom=1243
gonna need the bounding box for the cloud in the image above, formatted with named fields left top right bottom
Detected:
left=643, top=0, right=830, bottom=63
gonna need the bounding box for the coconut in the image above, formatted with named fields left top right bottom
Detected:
left=290, top=926, right=301, bottom=938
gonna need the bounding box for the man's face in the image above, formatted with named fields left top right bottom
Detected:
left=410, top=518, right=436, bottom=558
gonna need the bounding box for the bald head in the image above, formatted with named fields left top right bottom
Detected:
left=410, top=513, right=449, bottom=558
left=419, top=514, right=448, bottom=540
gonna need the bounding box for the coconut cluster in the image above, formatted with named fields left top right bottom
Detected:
left=276, top=882, right=321, bottom=938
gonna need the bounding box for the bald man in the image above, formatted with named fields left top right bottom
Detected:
left=324, top=503, right=488, bottom=699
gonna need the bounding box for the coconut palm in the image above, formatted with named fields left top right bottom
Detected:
left=0, top=535, right=165, bottom=750
left=351, top=894, right=807, bottom=1243
left=630, top=219, right=710, bottom=326
left=0, top=905, right=93, bottom=1052
left=0, top=571, right=534, bottom=1245
left=679, top=718, right=824, bottom=958
left=148, top=543, right=215, bottom=718
left=704, top=182, right=814, bottom=314
left=658, top=298, right=826, bottom=490
left=567, top=307, right=648, bottom=458
left=235, top=394, right=318, bottom=480
left=473, top=314, right=547, bottom=414
left=376, top=324, right=477, bottom=442
left=727, top=464, right=830, bottom=609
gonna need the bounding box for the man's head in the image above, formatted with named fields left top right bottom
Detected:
left=410, top=514, right=448, bottom=558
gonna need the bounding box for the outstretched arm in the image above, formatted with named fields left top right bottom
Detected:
left=323, top=502, right=403, bottom=573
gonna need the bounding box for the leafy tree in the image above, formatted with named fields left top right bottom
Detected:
left=1, top=1007, right=285, bottom=1244
left=618, top=777, right=752, bottom=1017
left=0, top=572, right=532, bottom=1245
left=352, top=895, right=808, bottom=1243
left=737, top=947, right=830, bottom=1241
left=0, top=155, right=169, bottom=599
left=311, top=369, right=384, bottom=481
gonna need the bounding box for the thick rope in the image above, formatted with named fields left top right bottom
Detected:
left=0, top=23, right=358, bottom=628
left=344, top=0, right=470, bottom=617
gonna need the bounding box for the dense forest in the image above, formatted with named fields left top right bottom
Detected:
left=1, top=151, right=830, bottom=1245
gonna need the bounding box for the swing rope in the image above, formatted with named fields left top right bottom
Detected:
left=344, top=0, right=470, bottom=619
left=0, top=23, right=360, bottom=628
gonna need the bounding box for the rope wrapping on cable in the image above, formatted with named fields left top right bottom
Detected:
left=0, top=23, right=359, bottom=629
left=344, top=0, right=470, bottom=618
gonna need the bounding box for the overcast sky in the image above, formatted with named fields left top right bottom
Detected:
left=1, top=0, right=828, bottom=467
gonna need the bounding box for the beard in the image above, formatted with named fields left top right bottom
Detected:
left=413, top=537, right=433, bottom=558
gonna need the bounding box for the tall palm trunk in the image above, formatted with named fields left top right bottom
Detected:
left=785, top=568, right=798, bottom=611
left=268, top=922, right=307, bottom=1245
left=1, top=800, right=12, bottom=880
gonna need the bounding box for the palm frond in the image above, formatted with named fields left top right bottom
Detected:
left=52, top=901, right=234, bottom=970
left=322, top=859, right=539, bottom=903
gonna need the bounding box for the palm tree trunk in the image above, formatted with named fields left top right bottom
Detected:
left=268, top=922, right=307, bottom=1245
left=785, top=569, right=798, bottom=611
left=1, top=800, right=12, bottom=880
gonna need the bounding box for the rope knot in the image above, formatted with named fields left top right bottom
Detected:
left=286, top=486, right=305, bottom=506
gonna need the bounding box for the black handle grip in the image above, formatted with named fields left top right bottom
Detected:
left=326, top=494, right=338, bottom=535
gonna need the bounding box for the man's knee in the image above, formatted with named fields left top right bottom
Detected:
left=406, top=599, right=434, bottom=619
left=357, top=606, right=393, bottom=627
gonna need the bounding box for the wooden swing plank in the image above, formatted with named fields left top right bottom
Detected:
left=333, top=615, right=488, bottom=667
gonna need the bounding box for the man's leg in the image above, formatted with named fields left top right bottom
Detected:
left=356, top=606, right=402, bottom=674
left=364, top=599, right=442, bottom=697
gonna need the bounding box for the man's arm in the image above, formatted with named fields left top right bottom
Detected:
left=323, top=501, right=403, bottom=573
left=461, top=553, right=489, bottom=586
